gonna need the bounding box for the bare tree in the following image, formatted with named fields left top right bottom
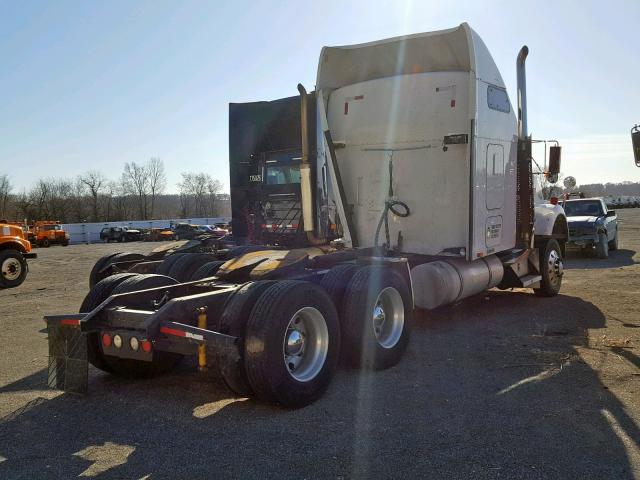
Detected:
left=101, top=181, right=116, bottom=221
left=112, top=174, right=134, bottom=221
left=80, top=171, right=106, bottom=222
left=49, top=178, right=74, bottom=223
left=0, top=174, right=11, bottom=220
left=207, top=177, right=223, bottom=216
left=123, top=161, right=150, bottom=219
left=30, top=179, right=52, bottom=220
left=147, top=158, right=166, bottom=219
left=69, top=179, right=88, bottom=222
left=178, top=173, right=195, bottom=217
left=14, top=191, right=32, bottom=222
left=178, top=172, right=223, bottom=218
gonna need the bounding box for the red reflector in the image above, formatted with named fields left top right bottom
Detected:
left=60, top=319, right=81, bottom=326
left=102, top=333, right=112, bottom=347
left=354, top=95, right=364, bottom=100
left=141, top=340, right=152, bottom=353
left=451, top=99, right=456, bottom=108
left=160, top=326, right=186, bottom=337
left=344, top=102, right=348, bottom=115
left=291, top=223, right=298, bottom=229
left=550, top=196, right=558, bottom=205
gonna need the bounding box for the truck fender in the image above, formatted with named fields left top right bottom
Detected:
left=534, top=204, right=568, bottom=255
left=534, top=205, right=568, bottom=239
left=0, top=241, right=27, bottom=254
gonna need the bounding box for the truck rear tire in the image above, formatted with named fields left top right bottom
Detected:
left=110, top=273, right=178, bottom=309
left=167, top=253, right=215, bottom=282
left=0, top=250, right=28, bottom=289
left=80, top=273, right=139, bottom=313
left=320, top=264, right=360, bottom=313
left=320, top=264, right=360, bottom=363
left=596, top=233, right=609, bottom=259
left=156, top=253, right=188, bottom=276
left=40, top=238, right=50, bottom=248
left=89, top=253, right=120, bottom=287
left=244, top=281, right=340, bottom=408
left=80, top=273, right=140, bottom=373
left=215, top=280, right=277, bottom=397
left=190, top=261, right=226, bottom=281
left=102, top=274, right=182, bottom=377
left=534, top=239, right=563, bottom=297
left=342, top=266, right=412, bottom=370
left=89, top=252, right=145, bottom=287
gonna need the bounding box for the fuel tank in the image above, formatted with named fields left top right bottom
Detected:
left=411, top=255, right=504, bottom=310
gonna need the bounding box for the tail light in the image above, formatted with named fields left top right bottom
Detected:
left=550, top=197, right=558, bottom=205
left=141, top=340, right=152, bottom=353
left=102, top=333, right=112, bottom=347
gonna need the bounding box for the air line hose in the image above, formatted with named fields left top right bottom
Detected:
left=374, top=158, right=410, bottom=249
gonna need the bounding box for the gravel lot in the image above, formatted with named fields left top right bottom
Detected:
left=1, top=210, right=639, bottom=479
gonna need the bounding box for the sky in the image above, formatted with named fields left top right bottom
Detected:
left=1, top=0, right=639, bottom=193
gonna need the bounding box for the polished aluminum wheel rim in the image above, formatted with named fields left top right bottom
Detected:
left=1, top=258, right=22, bottom=281
left=283, top=307, right=329, bottom=382
left=547, top=249, right=563, bottom=287
left=373, top=287, right=404, bottom=349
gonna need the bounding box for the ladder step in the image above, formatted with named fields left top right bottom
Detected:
left=519, top=274, right=542, bottom=287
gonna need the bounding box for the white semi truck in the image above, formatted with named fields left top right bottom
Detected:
left=45, top=23, right=568, bottom=408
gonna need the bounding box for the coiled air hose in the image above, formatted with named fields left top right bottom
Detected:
left=374, top=158, right=410, bottom=249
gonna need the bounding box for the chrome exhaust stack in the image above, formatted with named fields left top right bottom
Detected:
left=516, top=46, right=529, bottom=140
left=297, top=83, right=325, bottom=245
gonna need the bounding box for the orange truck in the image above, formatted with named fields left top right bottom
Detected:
left=30, top=221, right=70, bottom=247
left=0, top=221, right=36, bottom=288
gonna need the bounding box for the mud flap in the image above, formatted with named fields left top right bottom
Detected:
left=47, top=323, right=88, bottom=394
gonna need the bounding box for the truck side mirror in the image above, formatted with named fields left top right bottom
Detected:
left=548, top=145, right=561, bottom=175
left=632, top=125, right=640, bottom=167
left=607, top=210, right=616, bottom=217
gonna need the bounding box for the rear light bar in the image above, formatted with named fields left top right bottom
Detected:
left=101, top=331, right=152, bottom=354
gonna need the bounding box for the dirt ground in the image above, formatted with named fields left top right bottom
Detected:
left=1, top=210, right=639, bottom=479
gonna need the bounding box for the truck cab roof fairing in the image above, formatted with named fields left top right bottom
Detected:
left=316, top=23, right=505, bottom=91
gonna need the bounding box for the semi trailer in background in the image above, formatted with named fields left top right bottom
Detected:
left=45, top=23, right=568, bottom=408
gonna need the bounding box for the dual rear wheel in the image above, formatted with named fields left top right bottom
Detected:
left=216, top=265, right=412, bottom=407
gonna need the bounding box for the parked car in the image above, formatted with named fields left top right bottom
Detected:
left=172, top=223, right=200, bottom=240
left=143, top=228, right=176, bottom=242
left=195, top=225, right=228, bottom=238
left=562, top=198, right=618, bottom=258
left=100, top=226, right=142, bottom=243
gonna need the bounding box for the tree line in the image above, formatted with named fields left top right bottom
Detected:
left=577, top=181, right=640, bottom=197
left=0, top=158, right=229, bottom=224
